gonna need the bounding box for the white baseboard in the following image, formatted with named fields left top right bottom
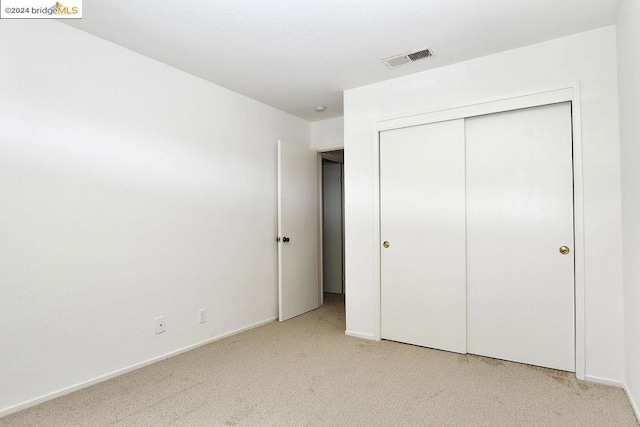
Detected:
left=345, top=330, right=377, bottom=341
left=625, top=384, right=640, bottom=423
left=585, top=375, right=625, bottom=388
left=0, top=317, right=277, bottom=418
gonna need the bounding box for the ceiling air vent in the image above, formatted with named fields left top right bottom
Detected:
left=382, top=48, right=433, bottom=69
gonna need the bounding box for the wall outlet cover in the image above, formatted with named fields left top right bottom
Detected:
left=155, top=316, right=166, bottom=334
left=198, top=309, right=207, bottom=324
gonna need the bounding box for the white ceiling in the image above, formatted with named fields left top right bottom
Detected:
left=65, top=0, right=621, bottom=121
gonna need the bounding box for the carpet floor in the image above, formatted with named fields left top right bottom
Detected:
left=2, top=293, right=637, bottom=426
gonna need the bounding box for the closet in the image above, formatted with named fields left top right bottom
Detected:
left=380, top=102, right=575, bottom=372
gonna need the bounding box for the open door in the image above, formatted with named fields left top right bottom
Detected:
left=277, top=140, right=319, bottom=321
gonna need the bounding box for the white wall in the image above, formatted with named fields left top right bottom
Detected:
left=617, top=0, right=640, bottom=416
left=311, top=116, right=344, bottom=151
left=0, top=21, right=310, bottom=414
left=344, top=27, right=624, bottom=383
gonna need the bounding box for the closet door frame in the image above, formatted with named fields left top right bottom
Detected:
left=370, top=83, right=586, bottom=380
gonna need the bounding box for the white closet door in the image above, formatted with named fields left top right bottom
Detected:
left=466, top=103, right=575, bottom=371
left=380, top=119, right=466, bottom=353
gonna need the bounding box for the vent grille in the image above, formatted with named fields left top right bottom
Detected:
left=382, top=48, right=433, bottom=69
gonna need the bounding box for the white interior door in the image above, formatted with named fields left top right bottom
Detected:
left=277, top=140, right=319, bottom=321
left=380, top=119, right=467, bottom=353
left=322, top=161, right=343, bottom=294
left=466, top=103, right=575, bottom=371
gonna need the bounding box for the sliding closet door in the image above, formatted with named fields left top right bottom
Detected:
left=380, top=119, right=466, bottom=353
left=466, top=103, right=575, bottom=371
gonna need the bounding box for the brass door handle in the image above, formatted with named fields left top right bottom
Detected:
left=383, top=241, right=390, bottom=248
left=559, top=246, right=570, bottom=255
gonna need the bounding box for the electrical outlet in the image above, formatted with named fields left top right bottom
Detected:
left=155, top=316, right=166, bottom=334
left=198, top=309, right=207, bottom=324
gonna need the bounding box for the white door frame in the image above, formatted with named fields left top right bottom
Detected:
left=317, top=153, right=324, bottom=306
left=371, top=83, right=586, bottom=380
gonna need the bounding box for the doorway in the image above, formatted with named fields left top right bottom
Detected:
left=320, top=150, right=345, bottom=297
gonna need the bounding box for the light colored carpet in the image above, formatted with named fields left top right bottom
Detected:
left=2, top=294, right=637, bottom=426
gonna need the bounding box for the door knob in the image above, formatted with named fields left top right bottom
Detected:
left=559, top=246, right=570, bottom=255
left=282, top=237, right=290, bottom=243
left=383, top=241, right=390, bottom=248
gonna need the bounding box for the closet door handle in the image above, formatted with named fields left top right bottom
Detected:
left=559, top=246, right=570, bottom=255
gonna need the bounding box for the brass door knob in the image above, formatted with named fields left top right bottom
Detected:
left=559, top=246, right=570, bottom=255
left=383, top=241, right=390, bottom=248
